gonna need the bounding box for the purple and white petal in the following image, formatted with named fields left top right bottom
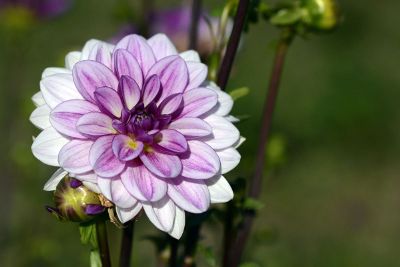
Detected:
left=88, top=42, right=112, bottom=68
left=121, top=165, right=167, bottom=202
left=168, top=118, right=212, bottom=138
left=89, top=135, right=125, bottom=178
left=142, top=75, right=161, bottom=106
left=30, top=105, right=51, bottom=130
left=185, top=62, right=208, bottom=91
left=147, top=56, right=189, bottom=102
left=178, top=88, right=218, bottom=118
left=40, top=73, right=82, bottom=108
left=147, top=34, right=178, bottom=60
left=111, top=178, right=138, bottom=208
left=119, top=76, right=141, bottom=110
left=82, top=181, right=101, bottom=194
left=167, top=178, right=210, bottom=213
left=65, top=51, right=81, bottom=70
left=140, top=150, right=182, bottom=178
left=32, top=128, right=69, bottom=166
left=114, top=34, right=156, bottom=75
left=159, top=93, right=183, bottom=115
left=59, top=140, right=94, bottom=174
left=43, top=168, right=67, bottom=191
left=216, top=148, right=241, bottom=174
left=180, top=141, right=220, bottom=179
left=116, top=202, right=143, bottom=223
left=207, top=84, right=234, bottom=116
left=206, top=175, right=234, bottom=203
left=203, top=115, right=240, bottom=150
left=168, top=206, right=185, bottom=239
left=94, top=87, right=123, bottom=118
left=72, top=172, right=97, bottom=183
left=80, top=39, right=104, bottom=60
left=155, top=129, right=188, bottom=154
left=143, top=197, right=176, bottom=232
left=72, top=61, right=118, bottom=102
left=50, top=99, right=99, bottom=139
left=112, top=135, right=143, bottom=161
left=113, top=49, right=143, bottom=87
left=76, top=112, right=116, bottom=137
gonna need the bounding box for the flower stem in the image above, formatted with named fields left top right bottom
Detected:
left=189, top=0, right=202, bottom=50
left=182, top=222, right=201, bottom=267
left=217, top=0, right=250, bottom=91
left=226, top=29, right=295, bottom=267
left=168, top=237, right=179, bottom=267
left=96, top=220, right=112, bottom=267
left=119, top=221, right=135, bottom=267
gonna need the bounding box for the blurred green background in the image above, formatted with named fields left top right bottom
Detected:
left=1, top=0, right=400, bottom=266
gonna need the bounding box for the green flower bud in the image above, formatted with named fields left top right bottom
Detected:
left=46, top=176, right=105, bottom=222
left=301, top=0, right=340, bottom=31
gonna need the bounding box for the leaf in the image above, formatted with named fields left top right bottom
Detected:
left=243, top=197, right=264, bottom=211
left=270, top=8, right=303, bottom=26
left=90, top=250, right=102, bottom=267
left=79, top=223, right=98, bottom=248
left=229, top=87, right=250, bottom=101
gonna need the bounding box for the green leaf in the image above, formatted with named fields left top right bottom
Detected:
left=243, top=197, right=264, bottom=211
left=270, top=8, right=303, bottom=26
left=229, top=87, right=250, bottom=101
left=79, top=223, right=98, bottom=248
left=90, top=250, right=102, bottom=267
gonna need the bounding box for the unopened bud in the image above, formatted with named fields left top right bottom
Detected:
left=301, top=0, right=340, bottom=31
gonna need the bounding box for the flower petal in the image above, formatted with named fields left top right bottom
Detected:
left=72, top=60, right=118, bottom=102
left=32, top=92, right=45, bottom=107
left=32, top=128, right=69, bottom=166
left=178, top=88, right=218, bottom=118
left=147, top=56, right=189, bottom=102
left=180, top=140, right=220, bottom=179
left=88, top=42, right=112, bottom=68
left=180, top=50, right=200, bottom=62
left=168, top=117, right=212, bottom=138
left=186, top=62, right=208, bottom=91
left=30, top=105, right=51, bottom=129
left=76, top=112, right=116, bottom=137
left=159, top=93, right=183, bottom=115
left=147, top=34, right=177, bottom=60
left=43, top=168, right=67, bottom=191
left=167, top=178, right=210, bottom=213
left=50, top=99, right=100, bottom=139
left=41, top=67, right=70, bottom=78
left=155, top=129, right=188, bottom=154
left=89, top=135, right=125, bottom=178
left=113, top=49, right=143, bottom=87
left=168, top=206, right=185, bottom=239
left=142, top=75, right=161, bottom=106
left=65, top=51, right=81, bottom=70
left=207, top=84, right=233, bottom=116
left=72, top=172, right=97, bottom=183
left=203, top=115, right=240, bottom=150
left=112, top=134, right=143, bottom=161
left=94, top=87, right=123, bottom=118
left=115, top=34, right=156, bottom=75
left=40, top=73, right=82, bottom=108
left=108, top=178, right=138, bottom=209
left=143, top=197, right=176, bottom=232
left=140, top=150, right=182, bottom=178
left=121, top=164, right=167, bottom=202
left=59, top=140, right=94, bottom=174
left=217, top=148, right=241, bottom=174
left=82, top=181, right=101, bottom=193
left=206, top=175, right=234, bottom=203
left=116, top=203, right=143, bottom=223
left=119, top=75, right=141, bottom=110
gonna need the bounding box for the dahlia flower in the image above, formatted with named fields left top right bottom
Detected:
left=31, top=34, right=241, bottom=238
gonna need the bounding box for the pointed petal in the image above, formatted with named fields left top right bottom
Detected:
left=207, top=84, right=234, bottom=116
left=203, top=115, right=240, bottom=150
left=147, top=56, right=189, bottom=102
left=113, top=49, right=143, bottom=87
left=159, top=93, right=183, bottom=115
left=217, top=148, right=241, bottom=174
left=41, top=67, right=70, bottom=78
left=169, top=117, right=212, bottom=138
left=142, top=75, right=161, bottom=106
left=180, top=50, right=200, bottom=62
left=88, top=42, right=112, bottom=68
left=30, top=105, right=51, bottom=129
left=178, top=88, right=218, bottom=118
left=72, top=60, right=118, bottom=102
left=31, top=128, right=69, bottom=166
left=147, top=34, right=177, bottom=60
left=116, top=203, right=143, bottom=223
left=155, top=129, right=188, bottom=153
left=32, top=92, right=45, bottom=107
left=167, top=178, right=210, bottom=213
left=186, top=62, right=208, bottom=91
left=114, top=34, right=156, bottom=74
left=112, top=134, right=143, bottom=161
left=40, top=73, right=82, bottom=108
left=65, top=51, right=81, bottom=70
left=43, top=168, right=67, bottom=191
left=143, top=197, right=176, bottom=232
left=50, top=99, right=100, bottom=139
left=111, top=178, right=138, bottom=208
left=206, top=175, right=234, bottom=203
left=121, top=165, right=167, bottom=202
left=94, top=87, right=123, bottom=118
left=81, top=39, right=107, bottom=60
left=76, top=112, right=116, bottom=137
left=119, top=75, right=141, bottom=110
left=168, top=206, right=185, bottom=239
left=89, top=135, right=125, bottom=178
left=58, top=140, right=93, bottom=174
left=140, top=150, right=182, bottom=178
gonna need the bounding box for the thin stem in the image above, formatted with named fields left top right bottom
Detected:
left=182, top=222, right=202, bottom=267
left=226, top=30, right=294, bottom=267
left=222, top=201, right=234, bottom=267
left=97, top=220, right=112, bottom=267
left=119, top=221, right=135, bottom=267
left=217, top=0, right=251, bottom=91
left=189, top=0, right=202, bottom=50
left=169, top=237, right=179, bottom=267
left=140, top=0, right=153, bottom=37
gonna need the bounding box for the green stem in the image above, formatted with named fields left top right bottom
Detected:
left=119, top=221, right=135, bottom=267
left=97, top=220, right=112, bottom=267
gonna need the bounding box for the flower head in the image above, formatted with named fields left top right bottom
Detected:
left=31, top=34, right=242, bottom=238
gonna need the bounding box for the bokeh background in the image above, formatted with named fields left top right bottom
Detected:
left=1, top=0, right=400, bottom=266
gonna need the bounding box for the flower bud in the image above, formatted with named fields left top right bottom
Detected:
left=46, top=176, right=105, bottom=222
left=301, top=0, right=340, bottom=31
